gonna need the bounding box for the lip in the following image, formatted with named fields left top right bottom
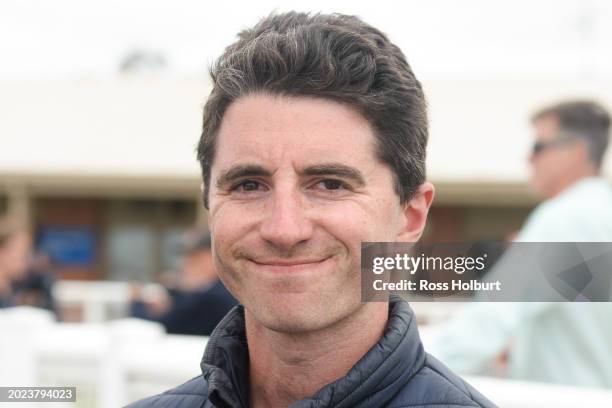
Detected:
left=248, top=256, right=332, bottom=273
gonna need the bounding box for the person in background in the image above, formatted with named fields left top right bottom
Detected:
left=13, top=251, right=57, bottom=314
left=428, top=100, right=612, bottom=388
left=0, top=217, right=32, bottom=308
left=130, top=229, right=237, bottom=336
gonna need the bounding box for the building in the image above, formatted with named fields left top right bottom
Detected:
left=2, top=76, right=611, bottom=281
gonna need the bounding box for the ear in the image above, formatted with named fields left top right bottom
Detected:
left=574, top=139, right=595, bottom=167
left=396, top=182, right=435, bottom=242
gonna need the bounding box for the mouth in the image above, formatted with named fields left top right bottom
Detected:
left=248, top=256, right=333, bottom=274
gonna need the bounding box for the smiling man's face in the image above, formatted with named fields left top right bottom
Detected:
left=208, top=94, right=429, bottom=333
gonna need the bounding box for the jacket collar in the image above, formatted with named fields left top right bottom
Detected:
left=200, top=295, right=425, bottom=408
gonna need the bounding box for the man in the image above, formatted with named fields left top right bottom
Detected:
left=13, top=251, right=57, bottom=313
left=128, top=12, right=493, bottom=407
left=130, top=229, right=237, bottom=336
left=519, top=100, right=612, bottom=240
left=429, top=101, right=612, bottom=388
left=0, top=217, right=31, bottom=308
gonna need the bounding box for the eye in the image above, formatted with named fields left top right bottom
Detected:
left=316, top=179, right=348, bottom=191
left=231, top=180, right=266, bottom=193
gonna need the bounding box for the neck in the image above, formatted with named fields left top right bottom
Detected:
left=549, top=168, right=598, bottom=198
left=246, top=302, right=388, bottom=408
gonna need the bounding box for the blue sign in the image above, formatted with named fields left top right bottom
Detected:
left=37, top=227, right=96, bottom=266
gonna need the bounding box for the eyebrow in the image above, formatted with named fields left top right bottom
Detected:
left=215, top=164, right=273, bottom=189
left=302, top=163, right=366, bottom=187
left=214, top=162, right=366, bottom=189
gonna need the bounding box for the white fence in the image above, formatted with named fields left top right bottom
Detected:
left=464, top=376, right=612, bottom=408
left=0, top=307, right=206, bottom=407
left=2, top=305, right=612, bottom=407
left=52, top=281, right=165, bottom=323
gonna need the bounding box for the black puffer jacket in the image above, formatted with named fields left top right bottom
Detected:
left=127, top=296, right=496, bottom=407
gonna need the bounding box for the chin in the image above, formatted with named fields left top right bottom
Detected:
left=252, top=297, right=341, bottom=334
left=252, top=308, right=323, bottom=334
left=266, top=317, right=328, bottom=334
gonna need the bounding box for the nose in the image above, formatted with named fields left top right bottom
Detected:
left=528, top=152, right=535, bottom=165
left=259, top=186, right=314, bottom=252
left=528, top=145, right=539, bottom=165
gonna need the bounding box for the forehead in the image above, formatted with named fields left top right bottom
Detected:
left=214, top=94, right=379, bottom=168
left=533, top=114, right=560, bottom=140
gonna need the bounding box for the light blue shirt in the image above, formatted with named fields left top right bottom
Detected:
left=428, top=177, right=612, bottom=388
left=517, top=177, right=612, bottom=242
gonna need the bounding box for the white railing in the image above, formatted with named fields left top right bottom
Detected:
left=0, top=307, right=206, bottom=407
left=2, top=306, right=612, bottom=408
left=52, top=280, right=165, bottom=323
left=466, top=376, right=612, bottom=408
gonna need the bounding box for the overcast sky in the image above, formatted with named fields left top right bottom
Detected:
left=1, top=0, right=611, bottom=80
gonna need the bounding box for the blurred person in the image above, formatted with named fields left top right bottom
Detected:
left=12, top=251, right=57, bottom=313
left=0, top=217, right=32, bottom=308
left=523, top=100, right=612, bottom=239
left=130, top=229, right=237, bottom=336
left=428, top=100, right=612, bottom=388
left=128, top=11, right=494, bottom=408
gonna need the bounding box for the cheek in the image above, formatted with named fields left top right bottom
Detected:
left=545, top=154, right=569, bottom=176
left=317, top=199, right=401, bottom=247
left=209, top=210, right=241, bottom=273
left=209, top=203, right=253, bottom=246
left=533, top=155, right=553, bottom=174
left=210, top=231, right=244, bottom=299
left=531, top=159, right=544, bottom=177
